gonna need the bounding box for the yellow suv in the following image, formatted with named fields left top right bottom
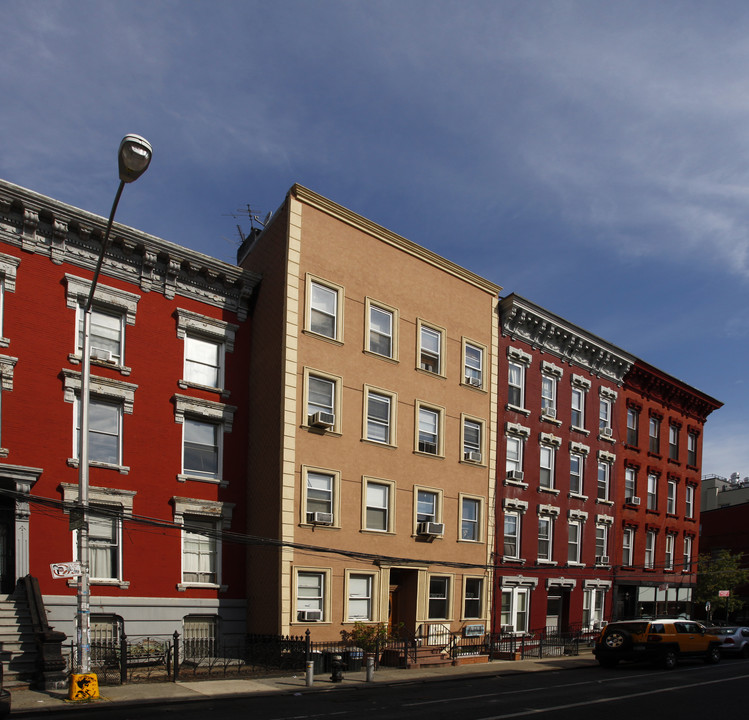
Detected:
left=594, top=619, right=722, bottom=669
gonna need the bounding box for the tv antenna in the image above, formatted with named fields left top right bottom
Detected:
left=223, top=204, right=271, bottom=244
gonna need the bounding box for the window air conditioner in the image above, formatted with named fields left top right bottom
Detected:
left=311, top=512, right=334, bottom=525
left=464, top=451, right=482, bottom=463
left=602, top=427, right=613, bottom=438
left=417, top=522, right=444, bottom=536
left=507, top=470, right=525, bottom=481
left=596, top=555, right=610, bottom=565
left=309, top=411, right=335, bottom=429
left=91, top=347, right=113, bottom=362
left=298, top=609, right=322, bottom=622
left=465, top=376, right=482, bottom=387
left=501, top=625, right=515, bottom=634
left=542, top=407, right=557, bottom=419
left=626, top=496, right=641, bottom=506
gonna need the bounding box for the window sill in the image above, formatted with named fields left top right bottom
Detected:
left=623, top=443, right=640, bottom=452
left=460, top=459, right=486, bottom=468
left=568, top=492, right=588, bottom=501
left=178, top=379, right=229, bottom=398
left=0, top=448, right=7, bottom=458
left=302, top=425, right=343, bottom=437
left=414, top=450, right=444, bottom=460
left=504, top=478, right=529, bottom=489
left=570, top=426, right=590, bottom=436
left=68, top=353, right=132, bottom=376
left=566, top=562, right=585, bottom=568
left=538, top=487, right=560, bottom=496
left=596, top=499, right=614, bottom=506
left=302, top=329, right=343, bottom=346
left=598, top=434, right=616, bottom=444
left=647, top=451, right=662, bottom=460
left=361, top=438, right=398, bottom=450
left=177, top=473, right=228, bottom=487
left=301, top=522, right=340, bottom=530
left=68, top=579, right=130, bottom=589
left=506, top=404, right=531, bottom=417
left=501, top=556, right=526, bottom=565
left=360, top=528, right=396, bottom=536
left=177, top=583, right=227, bottom=592
left=541, top=415, right=563, bottom=427
left=415, top=367, right=446, bottom=380
left=0, top=337, right=8, bottom=348
left=537, top=559, right=557, bottom=566
left=460, top=381, right=486, bottom=393
left=67, top=459, right=130, bottom=474
left=645, top=508, right=660, bottom=516
left=363, top=349, right=398, bottom=364
left=619, top=565, right=635, bottom=572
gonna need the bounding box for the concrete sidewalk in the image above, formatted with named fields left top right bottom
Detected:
left=8, top=651, right=596, bottom=715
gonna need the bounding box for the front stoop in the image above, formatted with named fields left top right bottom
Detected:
left=454, top=654, right=489, bottom=666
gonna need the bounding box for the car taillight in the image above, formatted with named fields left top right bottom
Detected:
left=725, top=638, right=735, bottom=645
left=648, top=634, right=661, bottom=642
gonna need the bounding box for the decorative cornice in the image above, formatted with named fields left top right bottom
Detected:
left=499, top=295, right=635, bottom=384
left=0, top=179, right=260, bottom=321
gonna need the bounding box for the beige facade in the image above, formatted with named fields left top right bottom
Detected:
left=240, top=186, right=501, bottom=639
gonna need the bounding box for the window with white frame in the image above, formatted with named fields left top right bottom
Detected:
left=627, top=407, right=639, bottom=446
left=308, top=279, right=340, bottom=340
left=463, top=341, right=484, bottom=388
left=599, top=397, right=612, bottom=434
left=367, top=302, right=394, bottom=358
left=417, top=404, right=442, bottom=455
left=80, top=307, right=125, bottom=364
left=364, top=479, right=391, bottom=532
left=183, top=418, right=220, bottom=479
left=685, top=484, right=695, bottom=519
left=365, top=389, right=393, bottom=444
left=460, top=496, right=481, bottom=541
left=645, top=530, right=656, bottom=569
left=307, top=375, right=335, bottom=421
left=647, top=473, right=658, bottom=511
left=568, top=521, right=582, bottom=563
left=649, top=417, right=661, bottom=454
left=597, top=461, right=610, bottom=501
left=504, top=512, right=521, bottom=559
left=687, top=432, right=698, bottom=466
left=683, top=535, right=693, bottom=572
left=462, top=417, right=483, bottom=462
left=583, top=588, right=605, bottom=630
left=507, top=362, right=525, bottom=409
left=182, top=517, right=217, bottom=584
left=0, top=253, right=20, bottom=348
left=419, top=323, right=443, bottom=374
left=667, top=479, right=677, bottom=514
left=296, top=570, right=326, bottom=621
left=570, top=453, right=584, bottom=495
left=501, top=587, right=529, bottom=633
left=665, top=534, right=675, bottom=571
left=175, top=309, right=237, bottom=392
left=622, top=527, right=635, bottom=567
left=539, top=445, right=555, bottom=489
left=416, top=488, right=440, bottom=524
left=428, top=576, right=450, bottom=619
left=76, top=397, right=123, bottom=466
left=538, top=516, right=553, bottom=562
left=571, top=387, right=585, bottom=429
left=347, top=574, right=373, bottom=621
left=305, top=470, right=335, bottom=524
left=595, top=524, right=608, bottom=562
left=625, top=467, right=637, bottom=502
left=541, top=374, right=557, bottom=416
left=669, top=424, right=680, bottom=461
left=463, top=577, right=484, bottom=619
left=183, top=615, right=218, bottom=659
left=506, top=435, right=524, bottom=478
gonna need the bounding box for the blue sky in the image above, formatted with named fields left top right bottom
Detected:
left=2, top=0, right=747, bottom=477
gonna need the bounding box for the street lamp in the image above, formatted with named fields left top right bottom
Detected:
left=75, top=135, right=152, bottom=681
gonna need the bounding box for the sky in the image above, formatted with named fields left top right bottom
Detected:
left=1, top=0, right=748, bottom=478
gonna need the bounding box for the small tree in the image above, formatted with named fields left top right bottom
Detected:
left=340, top=622, right=399, bottom=653
left=694, top=549, right=749, bottom=621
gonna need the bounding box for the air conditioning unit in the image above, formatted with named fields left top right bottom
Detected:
left=542, top=407, right=557, bottom=419
left=596, top=555, right=610, bottom=565
left=501, top=625, right=515, bottom=634
left=465, top=376, right=482, bottom=387
left=417, top=522, right=444, bottom=536
left=309, top=411, right=335, bottom=429
left=626, top=496, right=641, bottom=506
left=507, top=470, right=525, bottom=481
left=298, top=609, right=322, bottom=622
left=464, top=451, right=482, bottom=463
left=602, top=427, right=613, bottom=438
left=91, top=347, right=112, bottom=362
left=310, top=512, right=333, bottom=525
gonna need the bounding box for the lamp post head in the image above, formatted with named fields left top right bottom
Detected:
left=118, top=134, right=152, bottom=183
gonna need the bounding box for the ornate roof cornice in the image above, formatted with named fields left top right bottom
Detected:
left=0, top=179, right=260, bottom=321
left=500, top=294, right=635, bottom=384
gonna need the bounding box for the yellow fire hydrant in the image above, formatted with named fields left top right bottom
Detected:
left=69, top=673, right=99, bottom=701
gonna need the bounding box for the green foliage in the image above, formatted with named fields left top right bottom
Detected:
left=340, top=622, right=400, bottom=652
left=695, top=549, right=749, bottom=618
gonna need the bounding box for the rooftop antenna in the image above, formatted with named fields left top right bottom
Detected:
left=223, top=204, right=270, bottom=245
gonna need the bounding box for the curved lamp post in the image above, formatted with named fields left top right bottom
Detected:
left=75, top=135, right=152, bottom=684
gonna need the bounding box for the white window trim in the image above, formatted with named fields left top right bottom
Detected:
left=293, top=566, right=332, bottom=624
left=537, top=515, right=555, bottom=564
left=364, top=298, right=398, bottom=361
left=415, top=400, right=445, bottom=457
left=345, top=570, right=378, bottom=623
left=426, top=573, right=453, bottom=621
left=303, top=367, right=343, bottom=435
left=0, top=253, right=20, bottom=348
left=461, top=414, right=485, bottom=465
left=462, top=338, right=487, bottom=390
left=363, top=385, right=397, bottom=447
left=461, top=575, right=487, bottom=621
left=458, top=493, right=484, bottom=543
left=416, top=319, right=446, bottom=377
left=305, top=275, right=344, bottom=343
left=362, top=476, right=396, bottom=534
left=413, top=484, right=444, bottom=534
left=301, top=465, right=342, bottom=528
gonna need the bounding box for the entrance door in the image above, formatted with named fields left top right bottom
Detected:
left=0, top=498, right=15, bottom=594
left=546, top=594, right=562, bottom=630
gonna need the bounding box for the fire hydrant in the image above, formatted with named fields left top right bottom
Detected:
left=330, top=654, right=345, bottom=683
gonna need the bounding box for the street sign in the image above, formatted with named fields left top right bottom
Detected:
left=51, top=561, right=82, bottom=579
left=719, top=590, right=731, bottom=598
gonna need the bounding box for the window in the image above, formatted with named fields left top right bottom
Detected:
left=308, top=279, right=340, bottom=339
left=463, top=341, right=484, bottom=388
left=428, top=576, right=450, bottom=619
left=541, top=375, right=556, bottom=416
left=625, top=467, right=637, bottom=501
left=539, top=445, right=555, bottom=489
left=504, top=512, right=521, bottom=559
left=622, top=528, right=634, bottom=566
left=304, top=369, right=341, bottom=432
left=306, top=470, right=334, bottom=523
left=571, top=388, right=585, bottom=429
left=0, top=253, right=20, bottom=348
left=667, top=479, right=677, bottom=514
left=88, top=507, right=121, bottom=581
left=416, top=404, right=442, bottom=455
left=597, top=462, right=610, bottom=501
left=367, top=303, right=394, bottom=358
left=683, top=536, right=693, bottom=572
left=627, top=408, right=639, bottom=446
left=365, top=390, right=393, bottom=444
left=595, top=524, right=608, bottom=561
left=460, top=496, right=481, bottom=541
left=183, top=616, right=218, bottom=659
left=649, top=417, right=661, bottom=454
left=501, top=587, right=529, bottom=633
left=308, top=375, right=334, bottom=419
left=568, top=521, right=582, bottom=563
left=570, top=453, right=584, bottom=495
left=645, top=530, right=656, bottom=569
left=669, top=424, right=679, bottom=461
left=183, top=418, right=220, bottom=479
left=296, top=571, right=325, bottom=621
left=538, top=517, right=552, bottom=561
left=506, top=436, right=524, bottom=477
left=184, top=335, right=221, bottom=388
left=599, top=398, right=612, bottom=434
left=583, top=589, right=605, bottom=630
left=80, top=307, right=125, bottom=364
left=462, top=417, right=483, bottom=462
left=364, top=479, right=391, bottom=532
left=508, top=362, right=525, bottom=408
left=687, top=432, right=698, bottom=466
left=182, top=517, right=218, bottom=584
left=347, top=574, right=373, bottom=621
left=416, top=488, right=439, bottom=524
left=418, top=323, right=443, bottom=374
left=665, top=534, right=675, bottom=571
left=75, top=397, right=122, bottom=466
left=647, top=473, right=658, bottom=511
left=463, top=577, right=484, bottom=619
left=685, top=485, right=695, bottom=519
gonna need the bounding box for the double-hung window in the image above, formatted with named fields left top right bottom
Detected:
left=182, top=517, right=218, bottom=585
left=309, top=280, right=339, bottom=339
left=583, top=589, right=605, bottom=630
left=306, top=470, right=334, bottom=524
left=570, top=453, right=584, bottom=495
left=347, top=574, right=373, bottom=621
left=507, top=362, right=524, bottom=408
left=667, top=479, right=677, bottom=514
left=538, top=516, right=552, bottom=561
left=297, top=571, right=325, bottom=621
left=365, top=390, right=392, bottom=444
left=417, top=404, right=441, bottom=455
left=460, top=496, right=481, bottom=541
left=82, top=308, right=124, bottom=364
left=308, top=376, right=334, bottom=419
left=428, top=576, right=450, bottom=619
left=683, top=536, right=693, bottom=572
left=506, top=436, right=524, bottom=478
left=463, top=342, right=484, bottom=388
left=503, top=512, right=521, bottom=559
left=304, top=369, right=341, bottom=432
left=89, top=508, right=120, bottom=581
left=685, top=485, right=695, bottom=519
left=364, top=480, right=391, bottom=532
left=183, top=418, right=220, bottom=479
left=665, top=534, right=675, bottom=571
left=541, top=375, right=556, bottom=416
left=625, top=467, right=637, bottom=502
left=645, top=530, right=656, bottom=569
left=539, top=445, right=555, bottom=489
left=367, top=303, right=394, bottom=358
left=568, top=521, right=582, bottom=564
left=501, top=587, right=529, bottom=633
left=627, top=408, right=639, bottom=446
left=647, top=473, right=658, bottom=511
left=649, top=417, right=661, bottom=453
left=597, top=461, right=610, bottom=501
left=571, top=388, right=585, bottom=429
left=462, top=418, right=482, bottom=462
left=687, top=432, right=698, bottom=466
left=184, top=335, right=221, bottom=389
left=463, top=578, right=483, bottom=619
left=595, top=524, right=608, bottom=562
left=419, top=324, right=443, bottom=374
left=599, top=398, right=612, bottom=435
left=416, top=489, right=439, bottom=524
left=0, top=253, right=20, bottom=348
left=76, top=397, right=122, bottom=466
left=669, top=424, right=679, bottom=461
left=622, top=527, right=634, bottom=566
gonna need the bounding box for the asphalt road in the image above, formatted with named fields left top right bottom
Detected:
left=29, top=657, right=749, bottom=719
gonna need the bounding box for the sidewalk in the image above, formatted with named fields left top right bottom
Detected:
left=8, top=650, right=596, bottom=715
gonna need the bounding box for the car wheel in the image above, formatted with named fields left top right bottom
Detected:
left=705, top=646, right=721, bottom=664
left=603, top=629, right=632, bottom=651
left=662, top=650, right=678, bottom=670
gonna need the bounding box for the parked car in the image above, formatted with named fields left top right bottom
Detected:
left=712, top=626, right=749, bottom=657
left=594, top=619, right=722, bottom=670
